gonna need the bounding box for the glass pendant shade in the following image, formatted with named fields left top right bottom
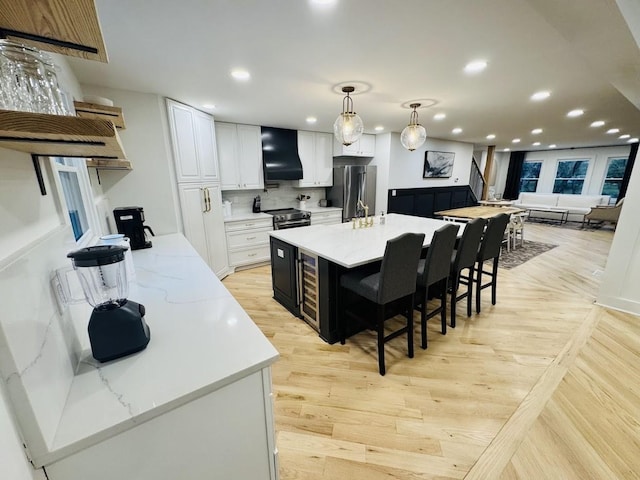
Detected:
left=400, top=103, right=427, bottom=151
left=334, top=86, right=364, bottom=146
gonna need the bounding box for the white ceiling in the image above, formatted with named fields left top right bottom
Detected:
left=68, top=0, right=640, bottom=152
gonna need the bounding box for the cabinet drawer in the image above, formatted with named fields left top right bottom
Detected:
left=226, top=227, right=272, bottom=249
left=225, top=218, right=273, bottom=232
left=228, top=246, right=271, bottom=266
left=310, top=212, right=342, bottom=225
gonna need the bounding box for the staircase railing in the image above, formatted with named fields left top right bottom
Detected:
left=469, top=157, right=485, bottom=202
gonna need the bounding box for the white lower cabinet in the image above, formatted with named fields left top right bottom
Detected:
left=225, top=217, right=273, bottom=268
left=44, top=368, right=278, bottom=480
left=310, top=210, right=343, bottom=225
left=178, top=183, right=229, bottom=278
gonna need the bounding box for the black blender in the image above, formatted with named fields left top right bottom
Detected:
left=67, top=245, right=150, bottom=362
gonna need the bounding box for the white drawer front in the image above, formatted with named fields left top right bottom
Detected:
left=226, top=227, right=272, bottom=249
left=225, top=218, right=272, bottom=232
left=228, top=246, right=271, bottom=266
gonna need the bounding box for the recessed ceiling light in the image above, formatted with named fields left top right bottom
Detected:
left=452, top=127, right=462, bottom=134
left=464, top=60, right=487, bottom=74
left=486, top=134, right=496, bottom=140
left=433, top=113, right=446, bottom=120
left=202, top=103, right=216, bottom=110
left=531, top=128, right=543, bottom=135
left=503, top=148, right=510, bottom=152
left=567, top=109, right=584, bottom=117
left=531, top=91, right=550, bottom=101
left=607, top=128, right=620, bottom=134
left=310, top=0, right=337, bottom=5
left=512, top=138, right=521, bottom=143
left=590, top=120, right=605, bottom=127
left=627, top=137, right=638, bottom=143
left=231, top=69, right=250, bottom=81
left=619, top=134, right=630, bottom=139
left=549, top=144, right=557, bottom=149
left=374, top=125, right=384, bottom=132
left=532, top=142, right=541, bottom=146
left=306, top=116, right=317, bottom=124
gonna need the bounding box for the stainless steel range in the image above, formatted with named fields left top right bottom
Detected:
left=264, top=208, right=311, bottom=230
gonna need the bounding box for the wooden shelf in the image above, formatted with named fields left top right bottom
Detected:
left=74, top=101, right=126, bottom=129
left=0, top=0, right=108, bottom=62
left=0, top=109, right=126, bottom=159
left=86, top=158, right=132, bottom=170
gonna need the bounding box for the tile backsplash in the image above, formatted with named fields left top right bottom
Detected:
left=221, top=183, right=326, bottom=214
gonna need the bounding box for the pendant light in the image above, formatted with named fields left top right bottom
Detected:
left=400, top=103, right=427, bottom=151
left=334, top=86, right=364, bottom=146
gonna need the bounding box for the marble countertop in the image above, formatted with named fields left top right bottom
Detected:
left=47, top=234, right=278, bottom=464
left=270, top=213, right=464, bottom=268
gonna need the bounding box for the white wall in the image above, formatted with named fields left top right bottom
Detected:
left=79, top=86, right=180, bottom=236
left=387, top=134, right=474, bottom=189
left=598, top=147, right=640, bottom=314
left=492, top=145, right=631, bottom=198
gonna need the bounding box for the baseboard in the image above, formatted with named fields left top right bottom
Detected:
left=595, top=296, right=640, bottom=316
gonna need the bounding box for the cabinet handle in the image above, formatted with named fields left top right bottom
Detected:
left=246, top=236, right=256, bottom=240
left=205, top=188, right=212, bottom=212
left=248, top=253, right=257, bottom=257
left=245, top=223, right=255, bottom=227
left=200, top=187, right=207, bottom=213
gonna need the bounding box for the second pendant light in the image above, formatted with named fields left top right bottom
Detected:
left=400, top=103, right=427, bottom=151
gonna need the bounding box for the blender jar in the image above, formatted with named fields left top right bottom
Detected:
left=67, top=245, right=129, bottom=309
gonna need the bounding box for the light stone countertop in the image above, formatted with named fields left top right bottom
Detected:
left=301, top=206, right=343, bottom=214
left=270, top=213, right=464, bottom=268
left=47, top=234, right=278, bottom=465
left=223, top=212, right=272, bottom=222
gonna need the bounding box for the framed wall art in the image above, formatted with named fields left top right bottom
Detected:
left=423, top=151, right=455, bottom=178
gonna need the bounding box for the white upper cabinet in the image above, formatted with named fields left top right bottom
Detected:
left=166, top=99, right=220, bottom=183
left=333, top=133, right=376, bottom=157
left=216, top=123, right=264, bottom=191
left=297, top=131, right=333, bottom=187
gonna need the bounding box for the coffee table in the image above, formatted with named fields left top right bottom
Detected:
left=526, top=207, right=569, bottom=224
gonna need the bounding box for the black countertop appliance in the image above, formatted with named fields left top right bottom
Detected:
left=113, top=207, right=155, bottom=250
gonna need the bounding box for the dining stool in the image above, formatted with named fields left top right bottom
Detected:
left=449, top=217, right=486, bottom=328
left=340, top=232, right=425, bottom=376
left=414, top=223, right=459, bottom=349
left=475, top=213, right=510, bottom=314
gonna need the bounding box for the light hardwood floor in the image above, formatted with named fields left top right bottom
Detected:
left=223, top=223, right=640, bottom=479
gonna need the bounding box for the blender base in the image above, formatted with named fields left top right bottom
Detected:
left=88, top=300, right=151, bottom=363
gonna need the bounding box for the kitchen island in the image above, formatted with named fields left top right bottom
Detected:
left=269, top=213, right=463, bottom=343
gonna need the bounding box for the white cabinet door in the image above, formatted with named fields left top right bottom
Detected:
left=314, top=132, right=333, bottom=186
left=333, top=133, right=376, bottom=157
left=194, top=110, right=219, bottom=182
left=167, top=101, right=199, bottom=183
left=237, top=124, right=264, bottom=190
left=297, top=131, right=333, bottom=187
left=216, top=123, right=264, bottom=191
left=178, top=183, right=229, bottom=279
left=216, top=122, right=240, bottom=190
left=167, top=99, right=220, bottom=183
left=178, top=184, right=210, bottom=264
left=358, top=134, right=376, bottom=157
left=297, top=130, right=316, bottom=188
left=202, top=184, right=229, bottom=278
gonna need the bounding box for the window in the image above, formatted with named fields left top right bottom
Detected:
left=601, top=157, right=627, bottom=201
left=51, top=157, right=99, bottom=244
left=519, top=161, right=542, bottom=192
left=553, top=159, right=589, bottom=194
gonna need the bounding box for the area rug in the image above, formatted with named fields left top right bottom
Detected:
left=499, top=241, right=558, bottom=269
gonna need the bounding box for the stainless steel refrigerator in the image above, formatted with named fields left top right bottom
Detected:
left=327, top=165, right=377, bottom=222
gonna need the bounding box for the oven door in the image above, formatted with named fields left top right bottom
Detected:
left=274, top=219, right=311, bottom=230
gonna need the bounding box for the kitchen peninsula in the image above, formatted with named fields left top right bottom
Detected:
left=269, top=213, right=464, bottom=343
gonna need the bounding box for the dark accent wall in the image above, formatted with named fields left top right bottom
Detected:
left=387, top=185, right=477, bottom=218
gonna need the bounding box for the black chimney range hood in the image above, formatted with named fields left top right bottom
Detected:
left=261, top=127, right=303, bottom=181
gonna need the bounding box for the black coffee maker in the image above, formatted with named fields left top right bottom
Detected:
left=113, top=207, right=155, bottom=250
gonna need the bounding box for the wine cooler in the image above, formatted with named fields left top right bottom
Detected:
left=298, top=250, right=319, bottom=331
